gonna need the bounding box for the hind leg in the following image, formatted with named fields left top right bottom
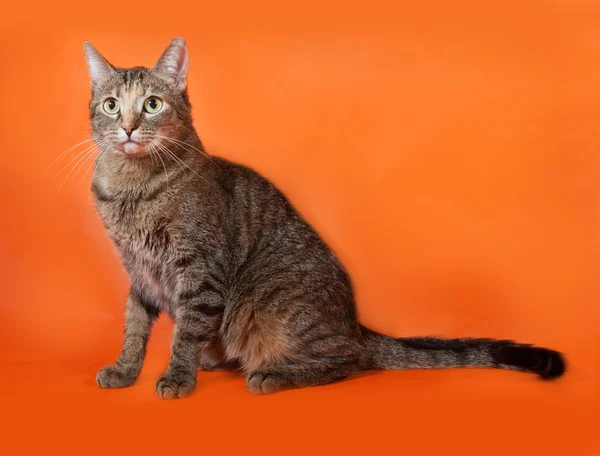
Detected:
left=246, top=360, right=360, bottom=394
left=225, top=294, right=364, bottom=394
left=245, top=331, right=363, bottom=395
left=235, top=303, right=363, bottom=394
left=199, top=340, right=240, bottom=371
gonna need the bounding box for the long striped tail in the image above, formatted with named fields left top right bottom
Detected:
left=361, top=325, right=565, bottom=379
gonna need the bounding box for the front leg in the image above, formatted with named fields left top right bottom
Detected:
left=97, top=289, right=159, bottom=388
left=156, top=281, right=224, bottom=399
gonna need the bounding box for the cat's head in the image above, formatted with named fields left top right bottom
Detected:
left=84, top=38, right=192, bottom=157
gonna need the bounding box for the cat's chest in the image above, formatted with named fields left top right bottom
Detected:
left=97, top=198, right=179, bottom=313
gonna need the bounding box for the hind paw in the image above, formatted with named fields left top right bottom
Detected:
left=246, top=370, right=290, bottom=395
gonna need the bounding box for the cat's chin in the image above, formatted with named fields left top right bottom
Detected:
left=120, top=141, right=148, bottom=157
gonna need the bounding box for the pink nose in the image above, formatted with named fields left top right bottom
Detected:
left=122, top=125, right=137, bottom=137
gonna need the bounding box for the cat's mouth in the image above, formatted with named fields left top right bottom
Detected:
left=119, top=140, right=147, bottom=157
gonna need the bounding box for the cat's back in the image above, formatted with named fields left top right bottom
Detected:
left=210, top=155, right=351, bottom=289
left=209, top=156, right=320, bottom=244
left=210, top=156, right=288, bottom=204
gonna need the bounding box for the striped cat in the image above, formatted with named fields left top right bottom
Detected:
left=85, top=38, right=565, bottom=398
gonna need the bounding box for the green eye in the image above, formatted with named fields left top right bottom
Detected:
left=103, top=98, right=120, bottom=114
left=144, top=97, right=163, bottom=114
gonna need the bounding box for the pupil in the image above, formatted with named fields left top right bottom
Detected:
left=108, top=100, right=115, bottom=109
left=149, top=99, right=157, bottom=109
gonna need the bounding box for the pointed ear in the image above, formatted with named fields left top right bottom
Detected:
left=153, top=38, right=188, bottom=90
left=84, top=41, right=115, bottom=86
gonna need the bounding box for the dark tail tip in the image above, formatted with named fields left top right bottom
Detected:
left=491, top=345, right=566, bottom=380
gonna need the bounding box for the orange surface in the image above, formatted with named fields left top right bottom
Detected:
left=0, top=1, right=598, bottom=454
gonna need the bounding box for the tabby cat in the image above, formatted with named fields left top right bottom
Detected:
left=85, top=38, right=565, bottom=399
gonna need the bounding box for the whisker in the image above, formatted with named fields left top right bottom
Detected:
left=152, top=139, right=212, bottom=186
left=76, top=140, right=111, bottom=187
left=152, top=140, right=184, bottom=172
left=88, top=144, right=112, bottom=201
left=52, top=141, right=105, bottom=179
left=146, top=142, right=155, bottom=167
left=147, top=142, right=157, bottom=167
left=71, top=143, right=106, bottom=184
left=73, top=153, right=96, bottom=187
left=58, top=145, right=100, bottom=191
left=45, top=138, right=96, bottom=175
left=92, top=148, right=110, bottom=182
left=155, top=135, right=219, bottom=166
left=66, top=140, right=111, bottom=189
left=151, top=142, right=170, bottom=192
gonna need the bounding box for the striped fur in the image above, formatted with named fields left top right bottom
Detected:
left=87, top=39, right=565, bottom=399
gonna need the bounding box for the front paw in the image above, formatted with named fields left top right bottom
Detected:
left=155, top=372, right=196, bottom=399
left=96, top=365, right=137, bottom=389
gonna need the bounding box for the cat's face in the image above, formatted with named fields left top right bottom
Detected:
left=85, top=39, right=191, bottom=157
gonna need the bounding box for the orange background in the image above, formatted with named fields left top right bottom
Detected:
left=0, top=1, right=598, bottom=454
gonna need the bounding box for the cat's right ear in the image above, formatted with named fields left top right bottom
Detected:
left=153, top=38, right=188, bottom=90
left=84, top=41, right=115, bottom=87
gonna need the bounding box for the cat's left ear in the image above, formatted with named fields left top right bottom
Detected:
left=153, top=38, right=189, bottom=90
left=84, top=41, right=115, bottom=87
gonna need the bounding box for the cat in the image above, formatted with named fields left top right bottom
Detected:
left=85, top=38, right=565, bottom=399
